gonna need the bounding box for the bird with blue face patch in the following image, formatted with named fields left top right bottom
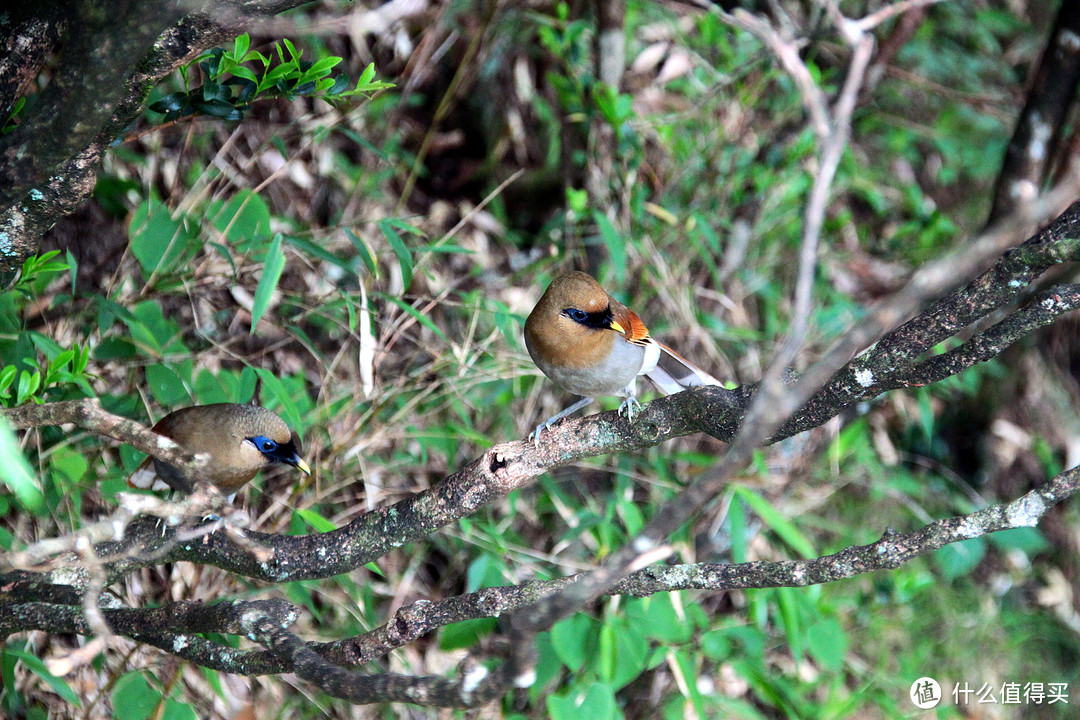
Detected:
left=128, top=403, right=310, bottom=495
left=524, top=271, right=723, bottom=443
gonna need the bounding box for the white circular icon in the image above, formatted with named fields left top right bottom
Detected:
left=910, top=677, right=942, bottom=709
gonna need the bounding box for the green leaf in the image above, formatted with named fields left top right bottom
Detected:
left=776, top=586, right=802, bottom=661
left=5, top=647, right=81, bottom=706
left=345, top=228, right=378, bottom=277
left=0, top=423, right=41, bottom=511
left=439, top=618, right=497, bottom=651
left=345, top=62, right=394, bottom=94
left=193, top=98, right=240, bottom=120
left=16, top=369, right=41, bottom=404
left=606, top=618, right=649, bottom=689
left=936, top=537, right=986, bottom=579
left=160, top=699, right=198, bottom=720
left=232, top=33, right=250, bottom=61
left=124, top=301, right=184, bottom=357
left=51, top=445, right=89, bottom=485
left=806, top=618, right=848, bottom=671
left=466, top=554, right=507, bottom=592
left=261, top=62, right=298, bottom=92
left=284, top=234, right=354, bottom=275
left=230, top=65, right=259, bottom=84
left=112, top=671, right=161, bottom=720
left=304, top=56, right=342, bottom=78
left=700, top=629, right=731, bottom=660
left=384, top=296, right=448, bottom=343
left=30, top=331, right=64, bottom=360
left=592, top=212, right=626, bottom=285
left=378, top=219, right=413, bottom=290
left=149, top=92, right=189, bottom=115
left=293, top=508, right=337, bottom=532
left=733, top=486, right=816, bottom=558
left=987, top=526, right=1050, bottom=556
left=211, top=190, right=271, bottom=244
left=547, top=682, right=617, bottom=720
left=282, top=38, right=300, bottom=62
left=357, top=62, right=376, bottom=86
left=251, top=233, right=286, bottom=333
left=145, top=364, right=188, bottom=406
left=128, top=196, right=197, bottom=278
left=254, top=368, right=302, bottom=429
left=326, top=74, right=350, bottom=95
left=627, top=593, right=692, bottom=644
left=550, top=614, right=596, bottom=671
left=0, top=364, right=17, bottom=395
left=201, top=79, right=227, bottom=102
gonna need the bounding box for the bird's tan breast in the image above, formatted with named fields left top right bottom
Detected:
left=525, top=315, right=617, bottom=369
left=526, top=320, right=644, bottom=397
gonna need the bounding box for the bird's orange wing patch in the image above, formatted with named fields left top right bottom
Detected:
left=614, top=307, right=652, bottom=346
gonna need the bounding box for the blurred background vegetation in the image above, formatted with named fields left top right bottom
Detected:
left=3, top=0, right=1080, bottom=718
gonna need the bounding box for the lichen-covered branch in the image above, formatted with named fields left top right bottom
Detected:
left=988, top=0, right=1080, bottom=223
left=881, top=284, right=1080, bottom=391
left=0, top=0, right=313, bottom=270
left=5, top=462, right=1074, bottom=703
left=777, top=197, right=1080, bottom=439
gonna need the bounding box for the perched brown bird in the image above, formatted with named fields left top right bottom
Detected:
left=524, top=271, right=722, bottom=442
left=129, top=403, right=310, bottom=494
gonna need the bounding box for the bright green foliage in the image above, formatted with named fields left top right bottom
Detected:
left=0, top=252, right=93, bottom=409
left=149, top=33, right=393, bottom=122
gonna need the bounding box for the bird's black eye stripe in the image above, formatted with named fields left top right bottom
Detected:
left=562, top=305, right=614, bottom=329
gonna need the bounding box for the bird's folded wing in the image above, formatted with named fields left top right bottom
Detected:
left=646, top=340, right=722, bottom=395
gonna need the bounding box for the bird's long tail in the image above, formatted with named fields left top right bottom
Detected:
left=645, top=341, right=723, bottom=395
left=129, top=458, right=172, bottom=491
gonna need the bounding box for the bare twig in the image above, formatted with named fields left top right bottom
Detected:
left=1, top=399, right=204, bottom=479
left=850, top=0, right=945, bottom=33
left=720, top=7, right=830, bottom=137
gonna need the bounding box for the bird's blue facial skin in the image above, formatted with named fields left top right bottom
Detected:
left=250, top=435, right=279, bottom=454
left=564, top=308, right=588, bottom=322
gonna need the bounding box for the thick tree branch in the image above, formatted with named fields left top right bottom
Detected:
left=784, top=199, right=1080, bottom=437
left=250, top=608, right=524, bottom=707
left=988, top=0, right=1080, bottom=223
left=6, top=461, right=1074, bottom=702
left=0, top=597, right=300, bottom=675
left=881, top=284, right=1080, bottom=390
left=322, top=459, right=1080, bottom=671
left=0, top=0, right=313, bottom=271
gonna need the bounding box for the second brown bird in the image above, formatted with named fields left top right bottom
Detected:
left=129, top=403, right=310, bottom=494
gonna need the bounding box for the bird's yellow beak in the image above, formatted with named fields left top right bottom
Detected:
left=294, top=456, right=311, bottom=475
left=609, top=320, right=626, bottom=334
